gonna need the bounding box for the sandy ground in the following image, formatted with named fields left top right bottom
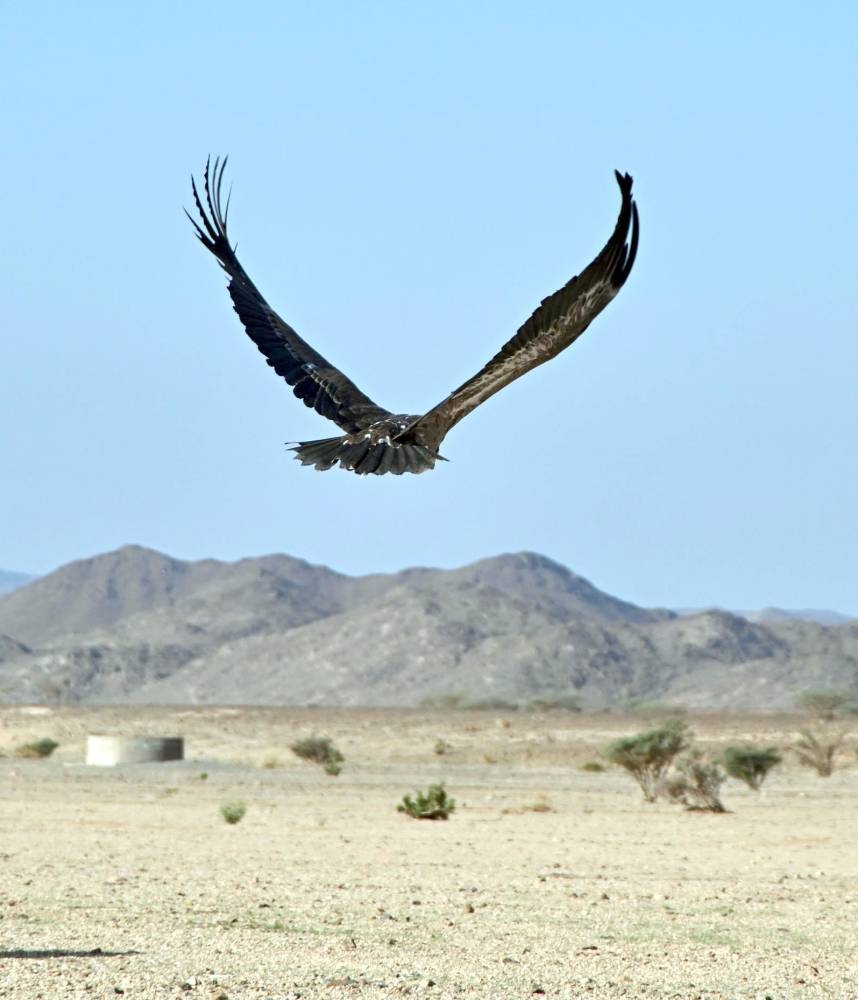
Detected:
left=0, top=707, right=855, bottom=999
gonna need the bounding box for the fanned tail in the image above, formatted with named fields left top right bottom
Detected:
left=289, top=435, right=444, bottom=475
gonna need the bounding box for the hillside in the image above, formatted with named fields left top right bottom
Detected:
left=0, top=546, right=855, bottom=709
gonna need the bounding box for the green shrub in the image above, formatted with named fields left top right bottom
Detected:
left=397, top=782, right=455, bottom=820
left=722, top=746, right=781, bottom=790
left=433, top=738, right=450, bottom=756
left=220, top=801, right=246, bottom=825
left=604, top=719, right=689, bottom=802
left=793, top=728, right=844, bottom=777
left=579, top=760, right=605, bottom=773
left=662, top=751, right=727, bottom=812
left=290, top=735, right=344, bottom=777
left=14, top=738, right=59, bottom=759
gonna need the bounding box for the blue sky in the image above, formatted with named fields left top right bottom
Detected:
left=2, top=2, right=857, bottom=613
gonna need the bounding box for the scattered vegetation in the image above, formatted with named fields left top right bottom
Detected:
left=527, top=694, right=582, bottom=712
left=14, top=738, right=59, bottom=759
left=290, top=735, right=344, bottom=777
left=433, top=738, right=451, bottom=756
left=464, top=697, right=518, bottom=711
left=419, top=692, right=519, bottom=711
left=419, top=691, right=468, bottom=710
left=722, top=746, right=782, bottom=790
left=261, top=755, right=285, bottom=769
left=220, top=801, right=247, bottom=825
left=797, top=690, right=853, bottom=721
left=793, top=727, right=844, bottom=777
left=397, top=782, right=456, bottom=820
left=579, top=760, right=605, bottom=773
left=604, top=719, right=689, bottom=802
left=662, top=751, right=727, bottom=812
left=627, top=700, right=688, bottom=720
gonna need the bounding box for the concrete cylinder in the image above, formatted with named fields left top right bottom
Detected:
left=85, top=735, right=184, bottom=766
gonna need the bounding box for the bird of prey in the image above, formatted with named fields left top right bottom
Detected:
left=188, top=158, right=639, bottom=476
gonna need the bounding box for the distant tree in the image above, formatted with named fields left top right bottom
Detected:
left=662, top=751, right=727, bottom=812
left=604, top=719, right=689, bottom=802
left=793, top=728, right=844, bottom=777
left=797, top=691, right=851, bottom=721
left=722, top=746, right=782, bottom=791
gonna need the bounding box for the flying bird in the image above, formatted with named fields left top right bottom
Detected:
left=188, top=158, right=639, bottom=476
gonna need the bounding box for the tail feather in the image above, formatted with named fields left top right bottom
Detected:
left=289, top=435, right=444, bottom=475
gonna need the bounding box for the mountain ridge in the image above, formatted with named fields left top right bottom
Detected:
left=0, top=546, right=855, bottom=709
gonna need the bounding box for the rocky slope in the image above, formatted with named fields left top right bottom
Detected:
left=0, top=546, right=854, bottom=709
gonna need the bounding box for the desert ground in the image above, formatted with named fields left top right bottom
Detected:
left=0, top=707, right=855, bottom=999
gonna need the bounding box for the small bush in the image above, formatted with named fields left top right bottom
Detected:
left=290, top=735, right=344, bottom=777
left=793, top=728, right=844, bottom=777
left=605, top=719, right=690, bottom=802
left=797, top=691, right=852, bottom=721
left=433, top=738, right=450, bottom=756
left=579, top=760, right=605, bottom=773
left=528, top=694, right=582, bottom=712
left=15, top=738, right=59, bottom=759
left=220, top=801, right=246, bottom=825
left=662, top=751, right=727, bottom=812
left=722, top=746, right=781, bottom=790
left=397, top=782, right=455, bottom=820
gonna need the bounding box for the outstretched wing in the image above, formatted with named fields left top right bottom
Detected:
left=187, top=157, right=391, bottom=434
left=404, top=172, right=639, bottom=450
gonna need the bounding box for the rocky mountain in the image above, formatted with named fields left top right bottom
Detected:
left=677, top=606, right=853, bottom=626
left=0, top=570, right=34, bottom=597
left=0, top=545, right=855, bottom=709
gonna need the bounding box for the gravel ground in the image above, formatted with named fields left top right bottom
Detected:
left=0, top=707, right=855, bottom=999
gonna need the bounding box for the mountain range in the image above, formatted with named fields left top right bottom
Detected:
left=0, top=546, right=855, bottom=709
left=0, top=570, right=35, bottom=597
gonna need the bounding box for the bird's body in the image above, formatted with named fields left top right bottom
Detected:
left=188, top=159, right=639, bottom=475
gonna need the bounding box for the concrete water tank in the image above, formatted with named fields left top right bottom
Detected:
left=85, top=735, right=184, bottom=766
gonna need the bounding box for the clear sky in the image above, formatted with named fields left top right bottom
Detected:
left=2, top=1, right=857, bottom=614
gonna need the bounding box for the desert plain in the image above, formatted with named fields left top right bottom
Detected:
left=0, top=706, right=855, bottom=999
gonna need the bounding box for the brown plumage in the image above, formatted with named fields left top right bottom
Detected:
left=187, top=158, right=639, bottom=475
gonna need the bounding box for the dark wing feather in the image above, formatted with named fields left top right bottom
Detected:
left=187, top=157, right=391, bottom=434
left=404, top=171, right=639, bottom=451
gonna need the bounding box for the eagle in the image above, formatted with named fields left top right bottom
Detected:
left=188, top=158, right=639, bottom=476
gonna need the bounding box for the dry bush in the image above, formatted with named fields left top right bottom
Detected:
left=793, top=728, right=845, bottom=777
left=662, top=751, right=727, bottom=812
left=290, top=735, right=344, bottom=776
